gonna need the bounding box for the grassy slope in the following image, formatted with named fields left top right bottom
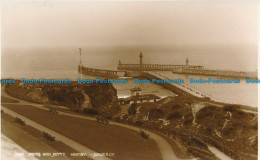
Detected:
left=1, top=113, right=86, bottom=160
left=3, top=104, right=162, bottom=160
left=126, top=96, right=258, bottom=160
left=1, top=96, right=20, bottom=103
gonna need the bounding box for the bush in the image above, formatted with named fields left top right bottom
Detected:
left=128, top=103, right=137, bottom=115
left=149, top=108, right=164, bottom=120
left=171, top=104, right=181, bottom=110
left=196, top=106, right=216, bottom=122
left=190, top=137, right=207, bottom=149
left=83, top=108, right=99, bottom=116
left=167, top=111, right=182, bottom=120
left=135, top=121, right=143, bottom=126
left=223, top=105, right=239, bottom=112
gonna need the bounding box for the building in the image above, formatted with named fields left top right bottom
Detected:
left=119, top=87, right=160, bottom=105
left=130, top=87, right=142, bottom=96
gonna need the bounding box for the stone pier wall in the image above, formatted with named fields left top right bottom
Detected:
left=141, top=72, right=195, bottom=97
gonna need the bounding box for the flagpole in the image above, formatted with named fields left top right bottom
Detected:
left=79, top=48, right=83, bottom=79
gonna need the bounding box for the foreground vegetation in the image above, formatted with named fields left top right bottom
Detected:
left=3, top=103, right=162, bottom=160
left=5, top=81, right=120, bottom=116
left=1, top=113, right=86, bottom=160
left=3, top=82, right=258, bottom=160
left=121, top=96, right=258, bottom=160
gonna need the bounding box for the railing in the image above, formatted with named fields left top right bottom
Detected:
left=78, top=66, right=124, bottom=77
left=172, top=68, right=257, bottom=78
left=146, top=71, right=216, bottom=100
left=118, top=64, right=204, bottom=71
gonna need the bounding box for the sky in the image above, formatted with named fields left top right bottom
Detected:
left=0, top=0, right=259, bottom=72
left=1, top=0, right=258, bottom=49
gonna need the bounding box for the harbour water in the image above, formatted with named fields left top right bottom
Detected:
left=1, top=48, right=258, bottom=107
left=1, top=49, right=257, bottom=160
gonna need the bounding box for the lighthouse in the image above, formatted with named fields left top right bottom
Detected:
left=186, top=58, right=189, bottom=68
left=139, top=52, right=143, bottom=69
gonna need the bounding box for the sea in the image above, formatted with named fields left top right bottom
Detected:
left=1, top=47, right=258, bottom=107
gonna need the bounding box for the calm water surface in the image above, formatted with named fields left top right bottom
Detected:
left=1, top=48, right=258, bottom=107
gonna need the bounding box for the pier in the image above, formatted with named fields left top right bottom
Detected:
left=78, top=48, right=125, bottom=78
left=78, top=66, right=125, bottom=78
left=141, top=71, right=215, bottom=100
left=172, top=68, right=257, bottom=79
left=118, top=64, right=204, bottom=71
left=78, top=50, right=257, bottom=99
left=118, top=53, right=204, bottom=71
left=117, top=52, right=257, bottom=78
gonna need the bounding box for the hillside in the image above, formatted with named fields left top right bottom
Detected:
left=122, top=96, right=258, bottom=160
left=5, top=81, right=120, bottom=116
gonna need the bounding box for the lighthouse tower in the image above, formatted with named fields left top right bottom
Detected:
left=139, top=52, right=143, bottom=69
left=186, top=58, right=189, bottom=68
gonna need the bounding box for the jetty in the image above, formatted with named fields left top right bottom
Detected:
left=78, top=66, right=124, bottom=78
left=78, top=49, right=257, bottom=79
left=78, top=48, right=125, bottom=78
left=117, top=52, right=257, bottom=79
left=118, top=53, right=204, bottom=71
left=144, top=71, right=215, bottom=100
left=172, top=68, right=257, bottom=79
left=78, top=50, right=257, bottom=100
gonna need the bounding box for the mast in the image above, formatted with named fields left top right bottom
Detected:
left=79, top=48, right=83, bottom=79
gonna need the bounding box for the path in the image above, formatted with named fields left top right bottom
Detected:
left=1, top=86, right=182, bottom=160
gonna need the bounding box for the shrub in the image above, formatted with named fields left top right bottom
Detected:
left=149, top=108, right=164, bottom=120
left=196, top=106, right=216, bottom=122
left=223, top=105, right=239, bottom=112
left=128, top=103, right=137, bottom=115
left=83, top=108, right=99, bottom=115
left=135, top=121, right=143, bottom=126
left=167, top=111, right=182, bottom=120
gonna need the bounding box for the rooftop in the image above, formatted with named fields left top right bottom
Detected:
left=119, top=94, right=160, bottom=102
left=130, top=87, right=142, bottom=92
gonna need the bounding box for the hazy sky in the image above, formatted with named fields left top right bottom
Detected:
left=1, top=0, right=259, bottom=73
left=1, top=1, right=258, bottom=49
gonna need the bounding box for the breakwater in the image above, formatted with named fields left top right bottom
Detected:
left=141, top=72, right=203, bottom=98
left=141, top=71, right=214, bottom=100
left=118, top=63, right=204, bottom=71
left=172, top=68, right=257, bottom=79
left=79, top=65, right=125, bottom=78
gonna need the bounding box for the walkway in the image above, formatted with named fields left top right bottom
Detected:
left=1, top=86, right=182, bottom=160
left=147, top=71, right=217, bottom=101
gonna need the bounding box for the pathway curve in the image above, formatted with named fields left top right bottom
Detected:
left=1, top=86, right=183, bottom=160
left=1, top=106, right=112, bottom=160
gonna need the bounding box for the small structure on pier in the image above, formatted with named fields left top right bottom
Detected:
left=186, top=58, right=189, bottom=68
left=119, top=87, right=160, bottom=105
left=130, top=87, right=141, bottom=96
left=78, top=48, right=126, bottom=77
